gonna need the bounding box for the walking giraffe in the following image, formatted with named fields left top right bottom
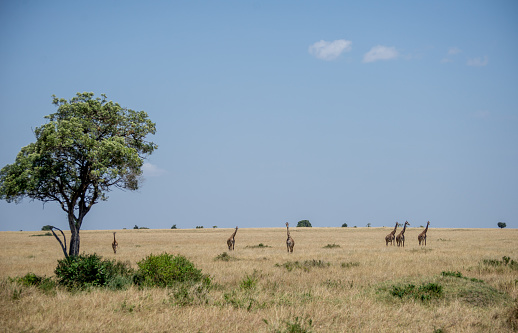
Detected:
left=396, top=221, right=410, bottom=247
left=286, top=222, right=295, bottom=253
left=385, top=222, right=398, bottom=246
left=112, top=232, right=118, bottom=254
left=227, top=226, right=238, bottom=250
left=418, top=221, right=430, bottom=246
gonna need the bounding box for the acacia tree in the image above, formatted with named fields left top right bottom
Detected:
left=0, top=92, right=157, bottom=256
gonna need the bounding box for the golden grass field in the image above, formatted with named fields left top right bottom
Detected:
left=1, top=227, right=517, bottom=332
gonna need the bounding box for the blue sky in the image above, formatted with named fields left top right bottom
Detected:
left=1, top=0, right=517, bottom=231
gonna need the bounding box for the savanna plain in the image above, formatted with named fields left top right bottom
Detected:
left=1, top=227, right=517, bottom=332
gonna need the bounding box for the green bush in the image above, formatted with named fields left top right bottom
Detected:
left=54, top=253, right=134, bottom=290
left=135, top=253, right=210, bottom=287
left=390, top=282, right=443, bottom=302
left=15, top=272, right=56, bottom=293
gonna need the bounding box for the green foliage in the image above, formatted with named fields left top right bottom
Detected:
left=246, top=243, right=271, bottom=248
left=296, top=220, right=312, bottom=227
left=41, top=225, right=53, bottom=231
left=341, top=223, right=348, bottom=227
left=15, top=272, right=56, bottom=294
left=441, top=271, right=484, bottom=283
left=323, top=243, right=340, bottom=248
left=214, top=252, right=234, bottom=261
left=134, top=225, right=139, bottom=229
left=0, top=93, right=157, bottom=257
left=196, top=226, right=204, bottom=229
left=482, top=256, right=518, bottom=270
left=264, top=317, right=314, bottom=333
left=497, top=222, right=507, bottom=229
left=135, top=253, right=210, bottom=288
left=30, top=232, right=52, bottom=237
left=54, top=253, right=134, bottom=290
left=171, top=224, right=177, bottom=229
left=341, top=261, right=360, bottom=268
left=390, top=282, right=443, bottom=302
left=276, top=260, right=329, bottom=272
left=240, top=271, right=259, bottom=291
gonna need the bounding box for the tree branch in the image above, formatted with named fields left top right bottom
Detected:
left=50, top=226, right=68, bottom=258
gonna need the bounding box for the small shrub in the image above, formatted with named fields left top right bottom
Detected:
left=246, top=243, right=271, bottom=248
left=276, top=260, right=329, bottom=272
left=390, top=282, right=443, bottom=302
left=264, top=316, right=314, bottom=333
left=215, top=252, right=231, bottom=261
left=30, top=232, right=53, bottom=237
left=323, top=243, right=340, bottom=249
left=482, top=256, right=518, bottom=270
left=240, top=271, right=259, bottom=291
left=196, top=226, right=204, bottom=229
left=135, top=253, right=210, bottom=288
left=171, top=224, right=177, bottom=229
left=341, top=261, right=360, bottom=268
left=441, top=271, right=463, bottom=278
left=15, top=272, right=56, bottom=293
left=341, top=223, right=347, bottom=227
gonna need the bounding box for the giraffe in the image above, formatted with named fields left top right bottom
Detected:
left=418, top=221, right=430, bottom=246
left=227, top=226, right=238, bottom=250
left=395, top=221, right=410, bottom=247
left=112, top=232, right=118, bottom=254
left=286, top=222, right=295, bottom=253
left=385, top=222, right=398, bottom=246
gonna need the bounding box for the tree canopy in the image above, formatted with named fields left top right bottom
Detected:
left=497, top=222, right=506, bottom=229
left=297, top=220, right=312, bottom=227
left=0, top=92, right=157, bottom=256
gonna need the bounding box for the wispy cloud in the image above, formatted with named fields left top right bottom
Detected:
left=142, top=162, right=166, bottom=177
left=448, top=47, right=462, bottom=55
left=467, top=56, right=489, bottom=67
left=362, top=45, right=398, bottom=63
left=308, top=39, right=352, bottom=61
left=441, top=47, right=461, bottom=63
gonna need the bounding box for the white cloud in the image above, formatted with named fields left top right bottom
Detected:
left=363, top=45, right=398, bottom=63
left=467, top=56, right=489, bottom=67
left=308, top=39, right=352, bottom=61
left=448, top=47, right=462, bottom=55
left=142, top=162, right=166, bottom=177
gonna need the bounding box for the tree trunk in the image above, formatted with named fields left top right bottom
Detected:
left=68, top=213, right=81, bottom=257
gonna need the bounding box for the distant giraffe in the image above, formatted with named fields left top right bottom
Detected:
left=418, top=221, right=430, bottom=246
left=385, top=222, right=398, bottom=246
left=396, top=221, right=410, bottom=247
left=112, top=232, right=118, bottom=254
left=227, top=226, right=238, bottom=250
left=286, top=222, right=295, bottom=253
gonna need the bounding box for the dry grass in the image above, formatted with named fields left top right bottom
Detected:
left=1, top=227, right=517, bottom=332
